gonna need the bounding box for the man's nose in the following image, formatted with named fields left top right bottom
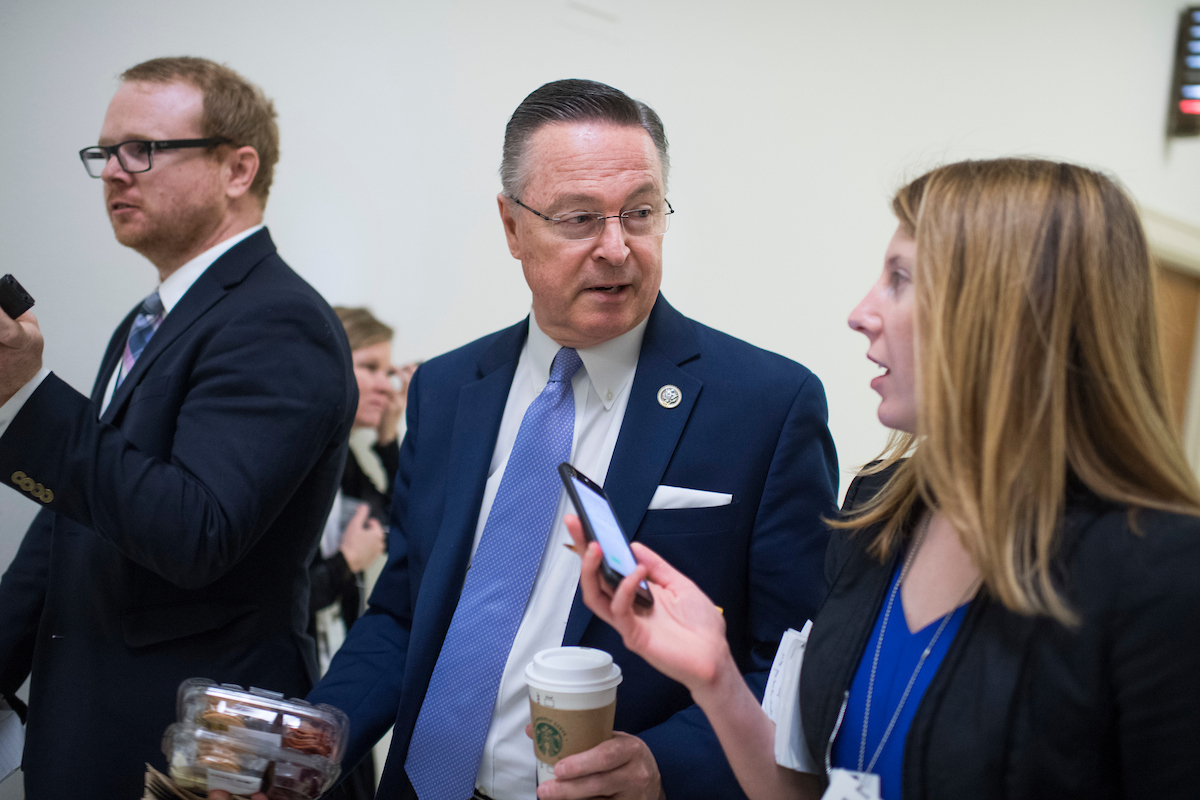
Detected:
left=593, top=216, right=630, bottom=265
left=101, top=152, right=129, bottom=181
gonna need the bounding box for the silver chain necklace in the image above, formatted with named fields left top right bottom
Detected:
left=856, top=512, right=978, bottom=774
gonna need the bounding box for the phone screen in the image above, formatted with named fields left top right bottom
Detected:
left=571, top=475, right=639, bottom=579
left=569, top=476, right=655, bottom=599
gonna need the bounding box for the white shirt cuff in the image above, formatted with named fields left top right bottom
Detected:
left=0, top=367, right=51, bottom=441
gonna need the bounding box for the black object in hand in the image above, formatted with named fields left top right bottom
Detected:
left=0, top=274, right=35, bottom=320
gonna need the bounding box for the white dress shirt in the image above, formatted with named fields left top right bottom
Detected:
left=473, top=309, right=647, bottom=799
left=0, top=225, right=264, bottom=442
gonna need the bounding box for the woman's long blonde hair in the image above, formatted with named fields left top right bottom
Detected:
left=841, top=159, right=1200, bottom=622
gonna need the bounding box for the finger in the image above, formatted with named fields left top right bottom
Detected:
left=587, top=543, right=617, bottom=602
left=609, top=563, right=651, bottom=627
left=563, top=515, right=587, bottom=554
left=553, top=733, right=633, bottom=779
left=525, top=722, right=533, bottom=739
left=0, top=310, right=29, bottom=342
left=629, top=541, right=688, bottom=588
left=563, top=523, right=615, bottom=602
left=577, top=543, right=624, bottom=632
left=350, top=503, right=370, bottom=524
left=577, top=541, right=610, bottom=607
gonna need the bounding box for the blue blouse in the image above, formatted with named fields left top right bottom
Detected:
left=829, top=558, right=970, bottom=800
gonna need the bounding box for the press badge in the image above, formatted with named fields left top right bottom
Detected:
left=821, top=768, right=882, bottom=800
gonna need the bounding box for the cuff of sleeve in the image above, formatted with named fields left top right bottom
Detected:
left=0, top=367, right=51, bottom=440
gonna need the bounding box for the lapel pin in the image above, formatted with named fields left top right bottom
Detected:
left=657, top=384, right=682, bottom=409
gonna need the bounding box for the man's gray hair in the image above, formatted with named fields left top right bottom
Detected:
left=500, top=79, right=670, bottom=198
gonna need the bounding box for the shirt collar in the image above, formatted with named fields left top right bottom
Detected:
left=157, top=224, right=264, bottom=314
left=527, top=309, right=647, bottom=411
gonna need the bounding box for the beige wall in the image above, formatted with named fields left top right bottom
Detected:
left=0, top=3, right=1198, bottom=791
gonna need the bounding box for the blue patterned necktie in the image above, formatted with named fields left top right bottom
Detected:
left=118, top=291, right=164, bottom=387
left=405, top=346, right=583, bottom=799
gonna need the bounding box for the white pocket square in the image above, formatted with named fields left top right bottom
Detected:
left=648, top=485, right=733, bottom=510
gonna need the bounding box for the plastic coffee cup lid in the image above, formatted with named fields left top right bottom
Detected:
left=525, top=647, right=623, bottom=692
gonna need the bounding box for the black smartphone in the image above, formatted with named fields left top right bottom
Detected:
left=559, top=462, right=654, bottom=607
left=0, top=275, right=34, bottom=320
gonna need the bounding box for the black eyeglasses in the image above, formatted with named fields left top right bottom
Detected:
left=78, top=138, right=231, bottom=178
left=508, top=196, right=674, bottom=240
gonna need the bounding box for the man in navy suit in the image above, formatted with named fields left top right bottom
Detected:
left=0, top=57, right=354, bottom=796
left=310, top=79, right=837, bottom=800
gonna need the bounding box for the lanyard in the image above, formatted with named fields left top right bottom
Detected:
left=856, top=513, right=978, bottom=774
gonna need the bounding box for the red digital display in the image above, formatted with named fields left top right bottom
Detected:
left=1182, top=100, right=1200, bottom=115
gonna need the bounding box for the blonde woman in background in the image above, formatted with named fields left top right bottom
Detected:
left=311, top=307, right=416, bottom=800
left=567, top=159, right=1200, bottom=800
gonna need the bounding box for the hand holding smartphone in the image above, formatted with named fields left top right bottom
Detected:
left=0, top=275, right=35, bottom=320
left=558, top=462, right=654, bottom=607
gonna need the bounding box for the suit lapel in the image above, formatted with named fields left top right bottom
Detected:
left=432, top=321, right=527, bottom=578
left=563, top=295, right=702, bottom=646
left=406, top=320, right=528, bottom=669
left=92, top=308, right=138, bottom=408
left=100, top=229, right=276, bottom=425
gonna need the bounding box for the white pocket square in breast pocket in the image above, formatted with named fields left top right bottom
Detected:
left=648, top=485, right=733, bottom=510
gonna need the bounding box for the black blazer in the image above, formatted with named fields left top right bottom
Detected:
left=800, top=467, right=1200, bottom=799
left=0, top=229, right=356, bottom=798
left=308, top=439, right=400, bottom=626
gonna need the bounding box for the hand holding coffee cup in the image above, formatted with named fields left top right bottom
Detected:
left=525, top=647, right=623, bottom=785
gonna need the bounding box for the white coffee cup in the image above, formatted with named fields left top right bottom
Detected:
left=525, top=647, right=623, bottom=784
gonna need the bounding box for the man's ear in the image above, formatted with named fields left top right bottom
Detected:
left=224, top=145, right=260, bottom=201
left=498, top=194, right=523, bottom=260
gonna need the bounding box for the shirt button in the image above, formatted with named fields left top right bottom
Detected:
left=606, top=390, right=613, bottom=401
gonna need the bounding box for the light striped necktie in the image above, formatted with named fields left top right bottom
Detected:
left=118, top=291, right=165, bottom=387
left=405, top=346, right=583, bottom=800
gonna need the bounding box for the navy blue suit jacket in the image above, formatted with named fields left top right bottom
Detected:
left=311, top=294, right=837, bottom=798
left=0, top=229, right=355, bottom=797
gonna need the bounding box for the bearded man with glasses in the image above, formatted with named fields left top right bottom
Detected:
left=0, top=57, right=355, bottom=796
left=307, top=79, right=839, bottom=800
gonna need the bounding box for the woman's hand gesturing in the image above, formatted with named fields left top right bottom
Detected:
left=566, top=515, right=735, bottom=700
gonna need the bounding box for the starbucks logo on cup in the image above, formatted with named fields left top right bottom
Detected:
left=534, top=718, right=564, bottom=758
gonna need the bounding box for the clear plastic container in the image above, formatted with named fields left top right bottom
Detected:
left=164, top=723, right=275, bottom=795
left=165, top=678, right=350, bottom=798
left=177, top=678, right=349, bottom=764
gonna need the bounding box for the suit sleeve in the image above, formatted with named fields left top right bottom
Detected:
left=641, top=370, right=839, bottom=798
left=0, top=300, right=350, bottom=590
left=0, top=507, right=53, bottom=719
left=307, top=367, right=422, bottom=772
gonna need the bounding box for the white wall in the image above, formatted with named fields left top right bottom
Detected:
left=0, top=1, right=1197, bottom=791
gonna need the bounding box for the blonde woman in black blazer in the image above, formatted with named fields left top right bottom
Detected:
left=570, top=159, right=1200, bottom=800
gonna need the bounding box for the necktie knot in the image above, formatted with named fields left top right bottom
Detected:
left=140, top=291, right=164, bottom=318
left=118, top=291, right=166, bottom=387
left=549, top=347, right=582, bottom=384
